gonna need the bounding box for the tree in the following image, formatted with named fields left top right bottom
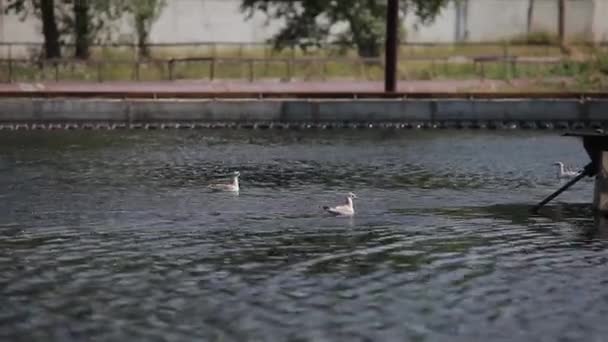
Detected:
left=65, top=0, right=125, bottom=59
left=241, top=0, right=448, bottom=58
left=4, top=0, right=124, bottom=59
left=5, top=0, right=62, bottom=58
left=125, top=0, right=166, bottom=59
left=526, top=0, right=535, bottom=35
left=40, top=0, right=61, bottom=58
left=73, top=0, right=90, bottom=59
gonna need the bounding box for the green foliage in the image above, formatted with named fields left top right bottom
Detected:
left=508, top=31, right=558, bottom=45
left=4, top=0, right=167, bottom=59
left=241, top=0, right=448, bottom=58
left=57, top=1, right=124, bottom=41
left=4, top=0, right=125, bottom=58
left=124, top=0, right=167, bottom=58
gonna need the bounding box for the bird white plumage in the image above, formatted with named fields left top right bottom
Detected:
left=323, top=192, right=357, bottom=216
left=208, top=171, right=240, bottom=192
left=554, top=162, right=580, bottom=179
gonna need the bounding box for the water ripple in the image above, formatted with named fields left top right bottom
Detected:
left=0, top=130, right=606, bottom=341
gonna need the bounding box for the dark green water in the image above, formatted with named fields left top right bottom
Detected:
left=1, top=130, right=606, bottom=341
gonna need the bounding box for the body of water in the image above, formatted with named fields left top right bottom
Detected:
left=1, top=130, right=606, bottom=341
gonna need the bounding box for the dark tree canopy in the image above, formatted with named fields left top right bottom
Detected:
left=4, top=0, right=164, bottom=60
left=5, top=0, right=61, bottom=58
left=5, top=0, right=128, bottom=59
left=241, top=0, right=449, bottom=58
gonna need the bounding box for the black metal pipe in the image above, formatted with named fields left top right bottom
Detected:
left=385, top=0, right=399, bottom=92
left=531, top=162, right=594, bottom=213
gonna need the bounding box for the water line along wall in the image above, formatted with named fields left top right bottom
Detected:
left=0, top=98, right=607, bottom=130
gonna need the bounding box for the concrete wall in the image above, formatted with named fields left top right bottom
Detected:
left=0, top=98, right=607, bottom=125
left=592, top=0, right=608, bottom=42
left=405, top=0, right=600, bottom=43
left=148, top=0, right=283, bottom=44
left=0, top=0, right=606, bottom=58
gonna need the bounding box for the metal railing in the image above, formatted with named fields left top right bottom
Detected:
left=1, top=40, right=594, bottom=59
left=0, top=53, right=574, bottom=83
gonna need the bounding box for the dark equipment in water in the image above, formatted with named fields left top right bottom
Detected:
left=532, top=130, right=608, bottom=213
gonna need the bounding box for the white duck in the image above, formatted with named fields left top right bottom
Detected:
left=554, top=162, right=580, bottom=179
left=323, top=192, right=357, bottom=216
left=208, top=171, right=240, bottom=192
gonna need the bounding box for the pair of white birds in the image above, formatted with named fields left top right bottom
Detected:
left=208, top=171, right=358, bottom=216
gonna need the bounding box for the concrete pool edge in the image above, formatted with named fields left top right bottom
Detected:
left=0, top=97, right=607, bottom=130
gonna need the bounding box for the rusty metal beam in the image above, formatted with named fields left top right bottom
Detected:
left=0, top=90, right=607, bottom=99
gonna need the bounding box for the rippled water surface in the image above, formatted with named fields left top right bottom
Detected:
left=1, top=129, right=608, bottom=341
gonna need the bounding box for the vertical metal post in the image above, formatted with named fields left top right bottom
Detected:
left=248, top=59, right=254, bottom=82
left=286, top=59, right=292, bottom=81
left=211, top=42, right=217, bottom=59
left=502, top=42, right=509, bottom=79
left=168, top=59, right=174, bottom=81
left=40, top=60, right=46, bottom=81
left=289, top=45, right=296, bottom=81
left=358, top=59, right=365, bottom=80
left=7, top=58, right=13, bottom=83
left=210, top=58, right=215, bottom=81
left=134, top=61, right=140, bottom=81
left=97, top=61, right=102, bottom=82
left=385, top=0, right=399, bottom=92
left=263, top=43, right=270, bottom=77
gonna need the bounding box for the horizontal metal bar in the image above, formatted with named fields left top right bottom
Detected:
left=0, top=55, right=576, bottom=69
left=0, top=90, right=606, bottom=100
left=0, top=41, right=606, bottom=47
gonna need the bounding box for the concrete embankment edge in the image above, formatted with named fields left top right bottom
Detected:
left=0, top=98, right=607, bottom=128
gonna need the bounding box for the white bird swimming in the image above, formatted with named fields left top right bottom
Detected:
left=208, top=171, right=240, bottom=192
left=323, top=192, right=357, bottom=216
left=554, top=162, right=580, bottom=179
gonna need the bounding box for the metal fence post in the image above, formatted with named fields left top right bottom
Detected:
left=211, top=43, right=217, bottom=59
left=285, top=59, right=292, bottom=81
left=132, top=43, right=138, bottom=60
left=209, top=58, right=216, bottom=81
left=321, top=59, right=328, bottom=81
left=263, top=44, right=270, bottom=77
left=134, top=60, right=140, bottom=81
left=289, top=45, right=295, bottom=80
left=168, top=59, right=174, bottom=80
left=502, top=42, right=510, bottom=80
left=238, top=43, right=244, bottom=58
left=358, top=59, right=365, bottom=80
left=248, top=59, right=254, bottom=82
left=40, top=60, right=46, bottom=82
left=7, top=59, right=13, bottom=83
left=97, top=61, right=103, bottom=82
